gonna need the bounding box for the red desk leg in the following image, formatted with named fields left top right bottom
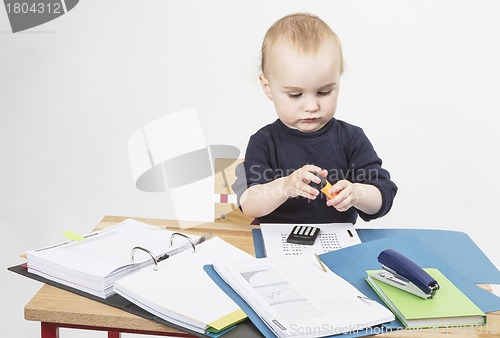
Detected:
left=39, top=322, right=186, bottom=337
left=41, top=323, right=59, bottom=338
left=108, top=331, right=121, bottom=338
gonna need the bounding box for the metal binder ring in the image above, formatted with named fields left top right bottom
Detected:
left=169, top=232, right=196, bottom=253
left=131, top=246, right=159, bottom=271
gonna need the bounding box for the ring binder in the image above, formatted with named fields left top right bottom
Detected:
left=130, top=233, right=212, bottom=272
left=131, top=246, right=159, bottom=271
left=20, top=219, right=207, bottom=298
left=170, top=232, right=197, bottom=253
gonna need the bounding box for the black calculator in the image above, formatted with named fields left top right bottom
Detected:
left=286, top=225, right=320, bottom=245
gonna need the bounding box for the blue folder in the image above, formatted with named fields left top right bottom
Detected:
left=253, top=228, right=500, bottom=284
left=205, top=228, right=500, bottom=337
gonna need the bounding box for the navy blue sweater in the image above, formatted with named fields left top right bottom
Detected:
left=232, top=118, right=397, bottom=224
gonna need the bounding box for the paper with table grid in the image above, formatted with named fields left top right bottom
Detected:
left=260, top=223, right=362, bottom=258
left=213, top=254, right=395, bottom=338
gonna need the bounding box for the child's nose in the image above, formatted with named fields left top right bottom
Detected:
left=304, top=97, right=319, bottom=113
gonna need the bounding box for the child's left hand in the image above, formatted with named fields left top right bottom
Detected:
left=326, top=180, right=356, bottom=212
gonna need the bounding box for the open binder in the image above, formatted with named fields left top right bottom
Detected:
left=9, top=219, right=261, bottom=337
left=23, top=219, right=209, bottom=298
left=9, top=263, right=261, bottom=337
left=114, top=236, right=253, bottom=335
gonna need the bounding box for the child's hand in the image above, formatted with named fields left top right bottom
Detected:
left=283, top=165, right=327, bottom=200
left=326, top=180, right=356, bottom=212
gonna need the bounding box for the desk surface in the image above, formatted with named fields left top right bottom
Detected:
left=24, top=215, right=499, bottom=337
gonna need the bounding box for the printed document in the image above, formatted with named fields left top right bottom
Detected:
left=214, top=254, right=394, bottom=338
left=260, top=223, right=361, bottom=258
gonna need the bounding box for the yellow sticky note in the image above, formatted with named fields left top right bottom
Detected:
left=207, top=309, right=247, bottom=332
left=62, top=231, right=86, bottom=242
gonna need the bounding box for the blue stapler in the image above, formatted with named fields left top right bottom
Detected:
left=370, top=249, right=439, bottom=299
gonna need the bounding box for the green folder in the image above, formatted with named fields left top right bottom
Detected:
left=366, top=268, right=486, bottom=328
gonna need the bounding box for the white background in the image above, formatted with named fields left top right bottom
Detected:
left=1, top=1, right=499, bottom=337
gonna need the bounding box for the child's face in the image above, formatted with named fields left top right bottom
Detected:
left=260, top=41, right=341, bottom=133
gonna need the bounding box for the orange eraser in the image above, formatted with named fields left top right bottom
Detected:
left=320, top=181, right=338, bottom=199
left=311, top=172, right=338, bottom=199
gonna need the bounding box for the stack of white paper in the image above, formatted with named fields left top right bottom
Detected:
left=27, top=219, right=201, bottom=298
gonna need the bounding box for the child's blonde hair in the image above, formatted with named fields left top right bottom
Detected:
left=261, top=13, right=344, bottom=76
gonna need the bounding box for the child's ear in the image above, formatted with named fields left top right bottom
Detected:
left=259, top=73, right=273, bottom=101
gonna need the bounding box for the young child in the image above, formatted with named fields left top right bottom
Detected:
left=233, top=13, right=397, bottom=224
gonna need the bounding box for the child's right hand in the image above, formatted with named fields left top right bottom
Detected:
left=283, top=165, right=328, bottom=200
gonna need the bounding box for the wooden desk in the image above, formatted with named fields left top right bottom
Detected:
left=24, top=215, right=499, bottom=338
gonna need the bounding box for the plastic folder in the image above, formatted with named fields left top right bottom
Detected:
left=245, top=228, right=500, bottom=336
left=317, top=233, right=500, bottom=314
left=204, top=264, right=388, bottom=338
left=253, top=228, right=500, bottom=285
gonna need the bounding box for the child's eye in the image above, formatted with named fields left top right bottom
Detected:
left=317, top=90, right=333, bottom=96
left=288, top=93, right=302, bottom=99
